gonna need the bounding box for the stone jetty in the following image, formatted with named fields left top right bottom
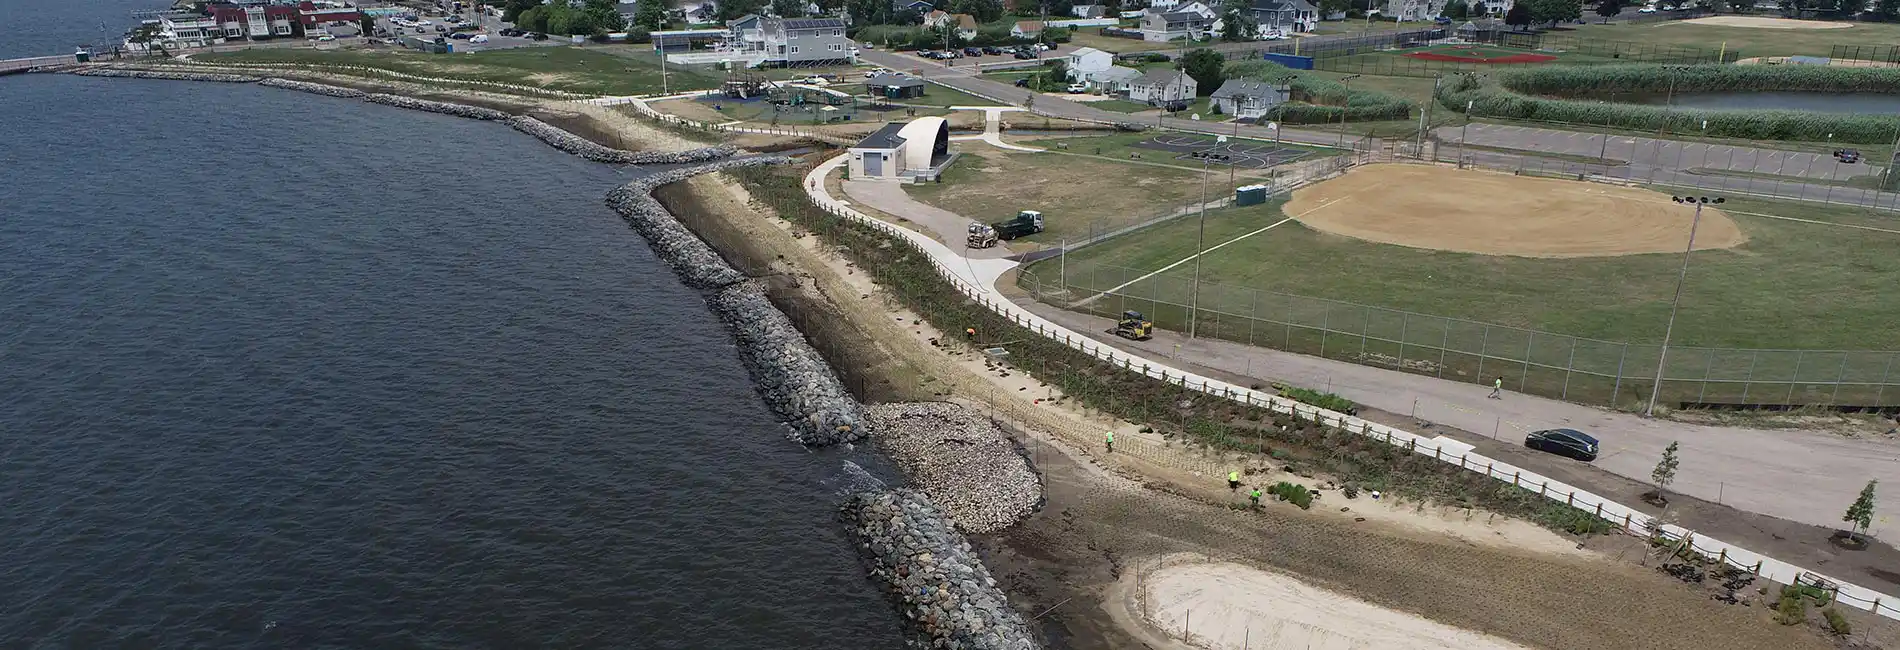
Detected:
left=865, top=403, right=1040, bottom=534
left=842, top=489, right=1039, bottom=650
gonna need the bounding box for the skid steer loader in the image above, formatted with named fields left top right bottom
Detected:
left=1109, top=310, right=1153, bottom=341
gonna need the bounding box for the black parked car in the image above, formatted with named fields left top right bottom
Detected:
left=963, top=46, right=982, bottom=57
left=1525, top=428, right=1600, bottom=462
left=982, top=46, right=1003, bottom=55
left=1013, top=50, right=1037, bottom=60
left=1014, top=77, right=1029, bottom=87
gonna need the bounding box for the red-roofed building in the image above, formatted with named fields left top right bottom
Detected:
left=205, top=2, right=301, bottom=39
left=295, top=1, right=362, bottom=29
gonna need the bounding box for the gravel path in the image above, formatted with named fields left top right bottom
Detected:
left=866, top=402, right=1041, bottom=534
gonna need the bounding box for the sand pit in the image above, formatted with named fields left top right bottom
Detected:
left=1679, top=15, right=1853, bottom=29
left=1285, top=164, right=1746, bottom=258
left=1142, top=560, right=1532, bottom=650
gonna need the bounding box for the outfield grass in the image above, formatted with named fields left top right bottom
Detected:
left=1042, top=194, right=1900, bottom=351
left=196, top=46, right=718, bottom=95
left=1021, top=132, right=1337, bottom=165
left=1307, top=19, right=1426, bottom=35
left=1028, top=192, right=1900, bottom=406
left=1556, top=19, right=1900, bottom=59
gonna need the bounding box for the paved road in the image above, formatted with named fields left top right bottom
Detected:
left=1440, top=123, right=1882, bottom=181
left=1020, top=302, right=1900, bottom=532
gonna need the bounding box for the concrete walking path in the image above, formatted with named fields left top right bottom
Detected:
left=801, top=150, right=1900, bottom=621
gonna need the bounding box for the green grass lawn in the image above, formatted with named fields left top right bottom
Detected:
left=1555, top=18, right=1900, bottom=59
left=1027, top=191, right=1900, bottom=405
left=197, top=46, right=717, bottom=95
left=902, top=148, right=1207, bottom=243
left=1307, top=19, right=1426, bottom=35
left=1067, top=27, right=1171, bottom=53
left=1022, top=132, right=1337, bottom=166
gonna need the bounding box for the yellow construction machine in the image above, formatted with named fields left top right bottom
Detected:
left=1110, top=310, right=1153, bottom=341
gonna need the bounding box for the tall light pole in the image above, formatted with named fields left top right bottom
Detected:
left=1460, top=98, right=1473, bottom=166
left=1336, top=74, right=1359, bottom=148
left=1187, top=151, right=1230, bottom=339
left=1646, top=195, right=1724, bottom=417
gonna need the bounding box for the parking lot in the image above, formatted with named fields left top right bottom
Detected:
left=365, top=11, right=546, bottom=52
left=1435, top=123, right=1883, bottom=181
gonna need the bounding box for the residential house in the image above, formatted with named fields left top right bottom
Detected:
left=724, top=15, right=854, bottom=66
left=1380, top=0, right=1445, bottom=22
left=1208, top=79, right=1287, bottom=119
left=891, top=0, right=935, bottom=15
left=154, top=11, right=221, bottom=47
left=204, top=2, right=299, bottom=40
left=1011, top=20, right=1044, bottom=39
left=1148, top=0, right=1185, bottom=11
left=1139, top=10, right=1212, bottom=41
left=1248, top=0, right=1317, bottom=34
left=953, top=13, right=978, bottom=39
left=1071, top=4, right=1108, bottom=17
left=1086, top=65, right=1143, bottom=92
left=1174, top=1, right=1219, bottom=19
left=921, top=9, right=952, bottom=26
left=1127, top=68, right=1196, bottom=105
left=1062, top=46, right=1114, bottom=80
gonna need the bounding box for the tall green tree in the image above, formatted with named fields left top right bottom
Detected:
left=1594, top=0, right=1622, bottom=22
left=719, top=0, right=771, bottom=21
left=1876, top=0, right=1900, bottom=19
left=634, top=0, right=671, bottom=29
left=772, top=0, right=811, bottom=16
left=1844, top=480, right=1878, bottom=544
left=358, top=13, right=377, bottom=36
left=1445, top=0, right=1470, bottom=19
left=517, top=6, right=549, bottom=31
left=1529, top=0, right=1580, bottom=25
left=950, top=0, right=1007, bottom=22
left=1725, top=0, right=1751, bottom=11
left=1219, top=0, right=1257, bottom=41
left=583, top=0, right=628, bottom=31
left=1182, top=48, right=1225, bottom=96
left=502, top=0, right=542, bottom=21
left=1504, top=1, right=1532, bottom=27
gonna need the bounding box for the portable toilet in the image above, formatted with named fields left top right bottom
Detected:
left=74, top=47, right=91, bottom=63
left=1235, top=184, right=1268, bottom=206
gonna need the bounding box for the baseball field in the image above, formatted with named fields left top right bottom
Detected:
left=1025, top=163, right=1900, bottom=407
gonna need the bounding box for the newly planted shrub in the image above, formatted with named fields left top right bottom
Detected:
left=1824, top=607, right=1851, bottom=636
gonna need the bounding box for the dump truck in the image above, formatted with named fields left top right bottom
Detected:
left=989, top=210, right=1045, bottom=240
left=967, top=223, right=999, bottom=249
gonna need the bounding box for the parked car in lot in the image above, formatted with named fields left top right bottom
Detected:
left=1525, top=428, right=1599, bottom=462
left=982, top=46, right=1003, bottom=55
left=1014, top=77, right=1030, bottom=86
left=449, top=32, right=471, bottom=39
left=860, top=41, right=876, bottom=49
left=1013, top=49, right=1037, bottom=59
left=963, top=47, right=982, bottom=56
left=529, top=32, right=547, bottom=40
left=1066, top=82, right=1087, bottom=93
left=470, top=34, right=489, bottom=43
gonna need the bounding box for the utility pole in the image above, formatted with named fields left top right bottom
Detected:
left=1187, top=152, right=1228, bottom=339
left=1646, top=195, right=1723, bottom=417
left=1460, top=98, right=1472, bottom=167
left=1336, top=74, right=1359, bottom=148
left=1416, top=72, right=1440, bottom=155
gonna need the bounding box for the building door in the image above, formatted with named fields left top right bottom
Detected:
left=864, top=152, right=884, bottom=177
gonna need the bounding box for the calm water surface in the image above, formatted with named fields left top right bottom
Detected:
left=0, top=73, right=906, bottom=648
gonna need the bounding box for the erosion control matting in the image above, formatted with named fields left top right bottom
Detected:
left=1131, top=134, right=1312, bottom=169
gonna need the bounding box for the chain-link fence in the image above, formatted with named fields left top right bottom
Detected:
left=1020, top=259, right=1900, bottom=408
left=1429, top=132, right=1900, bottom=211
left=1831, top=44, right=1900, bottom=67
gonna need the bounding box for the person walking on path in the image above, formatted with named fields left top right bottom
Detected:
left=1228, top=470, right=1240, bottom=491
left=1105, top=431, right=1114, bottom=453
left=1488, top=376, right=1503, bottom=399
left=1249, top=487, right=1262, bottom=509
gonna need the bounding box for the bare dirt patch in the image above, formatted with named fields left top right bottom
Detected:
left=1680, top=16, right=1854, bottom=29
left=1137, top=556, right=1534, bottom=650
left=1285, top=164, right=1747, bottom=258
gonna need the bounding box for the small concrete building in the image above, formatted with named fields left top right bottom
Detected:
left=866, top=73, right=926, bottom=99
left=848, top=117, right=954, bottom=181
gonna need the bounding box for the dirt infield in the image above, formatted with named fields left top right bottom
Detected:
left=1284, top=164, right=1747, bottom=258
left=1404, top=44, right=1558, bottom=64
left=1679, top=16, right=1853, bottom=29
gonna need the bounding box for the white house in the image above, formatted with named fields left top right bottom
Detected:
left=1380, top=0, right=1445, bottom=22
left=1087, top=65, right=1143, bottom=92
left=1209, top=79, right=1288, bottom=119
left=1011, top=20, right=1044, bottom=38
left=1127, top=69, right=1197, bottom=105
left=848, top=117, right=954, bottom=181
left=921, top=9, right=951, bottom=26
left=1063, top=46, right=1115, bottom=80
left=1174, top=1, right=1219, bottom=19
left=1071, top=3, right=1108, bottom=17
left=1248, top=0, right=1318, bottom=34
left=1140, top=10, right=1212, bottom=41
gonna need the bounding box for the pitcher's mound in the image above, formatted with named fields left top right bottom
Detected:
left=1285, top=164, right=1746, bottom=258
left=1680, top=15, right=1853, bottom=29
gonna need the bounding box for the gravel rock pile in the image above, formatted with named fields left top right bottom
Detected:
left=73, top=69, right=259, bottom=82
left=865, top=403, right=1040, bottom=534
left=505, top=116, right=736, bottom=165
left=259, top=78, right=366, bottom=98
left=710, top=282, right=866, bottom=445
left=364, top=93, right=510, bottom=120
left=842, top=489, right=1039, bottom=650
left=603, top=156, right=865, bottom=446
